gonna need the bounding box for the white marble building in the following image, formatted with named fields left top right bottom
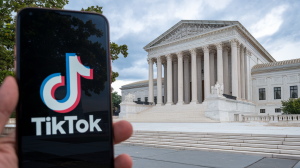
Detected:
left=120, top=20, right=300, bottom=122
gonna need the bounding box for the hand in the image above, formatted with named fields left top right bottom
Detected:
left=0, top=76, right=133, bottom=168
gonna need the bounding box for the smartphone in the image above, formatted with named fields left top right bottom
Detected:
left=15, top=8, right=114, bottom=168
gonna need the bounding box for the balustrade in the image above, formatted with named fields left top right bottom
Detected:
left=242, top=114, right=300, bottom=123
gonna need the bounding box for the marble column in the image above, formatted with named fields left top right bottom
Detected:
left=246, top=50, right=251, bottom=101
left=166, top=54, right=173, bottom=105
left=184, top=55, right=190, bottom=103
left=237, top=44, right=241, bottom=99
left=173, top=60, right=178, bottom=104
left=177, top=52, right=184, bottom=105
left=203, top=45, right=210, bottom=99
left=209, top=50, right=215, bottom=88
left=156, top=57, right=162, bottom=105
left=216, top=42, right=223, bottom=85
left=241, top=47, right=246, bottom=100
left=190, top=48, right=198, bottom=104
left=223, top=47, right=229, bottom=95
left=230, top=39, right=239, bottom=97
left=197, top=54, right=202, bottom=102
left=163, top=62, right=167, bottom=104
left=252, top=78, right=257, bottom=103
left=148, top=58, right=154, bottom=103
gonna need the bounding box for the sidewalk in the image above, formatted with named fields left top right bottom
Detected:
left=116, top=144, right=300, bottom=168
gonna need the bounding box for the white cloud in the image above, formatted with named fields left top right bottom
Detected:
left=270, top=41, right=300, bottom=61
left=111, top=79, right=137, bottom=95
left=106, top=0, right=206, bottom=41
left=250, top=5, right=287, bottom=38
left=205, top=0, right=232, bottom=10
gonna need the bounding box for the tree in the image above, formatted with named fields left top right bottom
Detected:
left=81, top=5, right=128, bottom=82
left=281, top=98, right=300, bottom=114
left=112, top=88, right=122, bottom=110
left=0, top=1, right=127, bottom=84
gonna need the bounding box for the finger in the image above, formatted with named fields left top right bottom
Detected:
left=114, top=154, right=132, bottom=168
left=0, top=77, right=18, bottom=133
left=113, top=120, right=133, bottom=145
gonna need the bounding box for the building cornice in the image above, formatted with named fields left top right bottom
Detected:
left=144, top=20, right=276, bottom=63
left=252, top=61, right=300, bottom=75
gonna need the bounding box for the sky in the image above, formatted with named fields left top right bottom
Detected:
left=64, top=0, right=300, bottom=94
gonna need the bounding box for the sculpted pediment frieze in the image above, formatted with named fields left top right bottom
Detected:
left=151, top=23, right=229, bottom=47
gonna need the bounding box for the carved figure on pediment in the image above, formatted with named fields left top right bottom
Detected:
left=181, top=26, right=187, bottom=37
left=175, top=29, right=181, bottom=39
left=192, top=25, right=198, bottom=35
left=187, top=25, right=192, bottom=35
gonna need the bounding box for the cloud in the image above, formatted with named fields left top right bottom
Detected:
left=250, top=5, right=287, bottom=38
left=111, top=79, right=137, bottom=95
left=105, top=0, right=206, bottom=41
left=205, top=0, right=232, bottom=10
left=269, top=41, right=300, bottom=61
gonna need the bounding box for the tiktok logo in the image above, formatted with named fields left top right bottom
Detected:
left=40, top=53, right=93, bottom=113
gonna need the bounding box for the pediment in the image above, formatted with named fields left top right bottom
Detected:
left=146, top=20, right=238, bottom=48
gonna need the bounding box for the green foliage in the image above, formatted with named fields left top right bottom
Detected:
left=10, top=111, right=15, bottom=118
left=81, top=5, right=103, bottom=14
left=0, top=1, right=128, bottom=84
left=112, top=88, right=121, bottom=109
left=281, top=98, right=300, bottom=114
left=0, top=69, right=14, bottom=84
left=0, top=0, right=69, bottom=84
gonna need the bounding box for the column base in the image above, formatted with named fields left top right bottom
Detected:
left=165, top=102, right=174, bottom=106
left=156, top=103, right=164, bottom=106
left=190, top=100, right=199, bottom=105
left=176, top=101, right=185, bottom=105
left=236, top=98, right=242, bottom=101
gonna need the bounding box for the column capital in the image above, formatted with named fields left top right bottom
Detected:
left=157, top=56, right=162, bottom=62
left=176, top=51, right=183, bottom=59
left=202, top=45, right=210, bottom=53
left=166, top=54, right=172, bottom=61
left=246, top=49, right=252, bottom=57
left=189, top=48, right=197, bottom=56
left=147, top=58, right=153, bottom=64
left=214, top=42, right=223, bottom=50
left=237, top=44, right=240, bottom=51
left=230, top=38, right=239, bottom=47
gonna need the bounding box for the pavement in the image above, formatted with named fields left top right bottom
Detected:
left=115, top=144, right=300, bottom=168
left=131, top=123, right=300, bottom=135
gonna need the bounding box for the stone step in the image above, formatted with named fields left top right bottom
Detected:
left=125, top=131, right=300, bottom=159
left=132, top=132, right=291, bottom=138
left=122, top=142, right=300, bottom=159
left=128, top=136, right=285, bottom=145
left=151, top=135, right=284, bottom=141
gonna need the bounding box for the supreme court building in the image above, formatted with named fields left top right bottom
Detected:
left=120, top=20, right=300, bottom=122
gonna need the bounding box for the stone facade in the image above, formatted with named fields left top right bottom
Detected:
left=251, top=59, right=300, bottom=115
left=119, top=20, right=299, bottom=122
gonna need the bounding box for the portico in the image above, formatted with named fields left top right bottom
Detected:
left=148, top=40, right=251, bottom=105
left=120, top=20, right=277, bottom=122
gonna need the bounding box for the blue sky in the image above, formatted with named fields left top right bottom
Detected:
left=65, top=0, right=300, bottom=94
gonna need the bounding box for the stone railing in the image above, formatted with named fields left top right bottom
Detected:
left=119, top=102, right=154, bottom=118
left=7, top=118, right=16, bottom=124
left=242, top=115, right=300, bottom=123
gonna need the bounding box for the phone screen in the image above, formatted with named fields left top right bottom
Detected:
left=16, top=8, right=113, bottom=168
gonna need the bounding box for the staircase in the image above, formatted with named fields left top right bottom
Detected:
left=122, top=130, right=300, bottom=159
left=116, top=103, right=218, bottom=123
